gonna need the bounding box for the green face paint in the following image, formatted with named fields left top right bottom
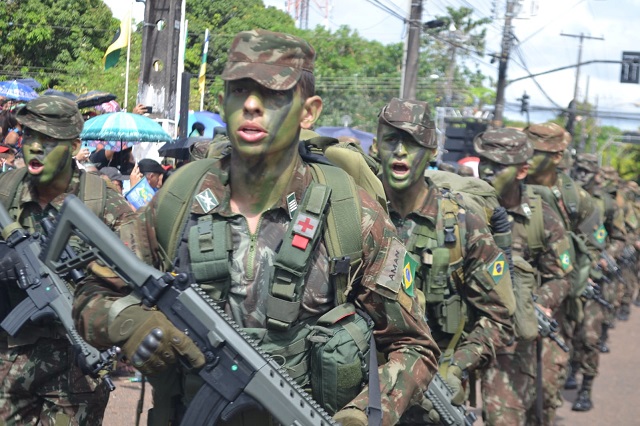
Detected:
left=223, top=79, right=303, bottom=160
left=22, top=129, right=74, bottom=186
left=377, top=123, right=434, bottom=193
left=478, top=158, right=518, bottom=197
left=527, top=152, right=555, bottom=178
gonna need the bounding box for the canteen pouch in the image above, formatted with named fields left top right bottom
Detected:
left=511, top=255, right=539, bottom=341
left=438, top=294, right=465, bottom=335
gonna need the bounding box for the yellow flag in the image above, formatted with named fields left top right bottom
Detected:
left=103, top=9, right=132, bottom=70
left=198, top=29, right=210, bottom=95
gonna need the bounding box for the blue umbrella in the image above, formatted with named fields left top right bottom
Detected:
left=314, top=126, right=376, bottom=154
left=43, top=88, right=78, bottom=101
left=16, top=78, right=42, bottom=90
left=188, top=111, right=226, bottom=138
left=80, top=111, right=172, bottom=143
left=0, top=80, right=39, bottom=101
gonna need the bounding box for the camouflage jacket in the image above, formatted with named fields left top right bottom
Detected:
left=389, top=184, right=514, bottom=372
left=507, top=186, right=572, bottom=313
left=591, top=187, right=627, bottom=257
left=1, top=167, right=133, bottom=345
left=74, top=155, right=439, bottom=426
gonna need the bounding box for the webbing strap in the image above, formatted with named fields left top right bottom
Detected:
left=525, top=186, right=546, bottom=253
left=438, top=314, right=466, bottom=377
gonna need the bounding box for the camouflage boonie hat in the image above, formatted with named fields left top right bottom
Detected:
left=221, top=29, right=315, bottom=91
left=524, top=122, right=568, bottom=153
left=574, top=153, right=598, bottom=172
left=16, top=95, right=84, bottom=140
left=378, top=98, right=436, bottom=148
left=473, top=128, right=532, bottom=165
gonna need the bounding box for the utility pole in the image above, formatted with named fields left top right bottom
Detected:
left=401, top=0, right=423, bottom=99
left=492, top=0, right=517, bottom=127
left=561, top=32, right=604, bottom=145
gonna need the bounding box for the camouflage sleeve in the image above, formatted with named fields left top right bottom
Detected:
left=607, top=204, right=627, bottom=257
left=452, top=208, right=515, bottom=372
left=346, top=188, right=439, bottom=426
left=102, top=186, right=136, bottom=234
left=532, top=201, right=572, bottom=312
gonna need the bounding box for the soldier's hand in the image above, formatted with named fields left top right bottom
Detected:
left=445, top=365, right=465, bottom=406
left=121, top=311, right=205, bottom=376
left=333, top=408, right=368, bottom=426
left=0, top=245, right=24, bottom=284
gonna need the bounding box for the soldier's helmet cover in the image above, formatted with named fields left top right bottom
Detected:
left=16, top=95, right=84, bottom=140
left=574, top=153, right=598, bottom=172
left=524, top=122, right=568, bottom=153
left=221, top=29, right=315, bottom=91
left=473, top=127, right=533, bottom=165
left=378, top=98, right=437, bottom=148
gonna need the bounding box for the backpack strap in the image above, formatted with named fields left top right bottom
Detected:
left=154, top=158, right=219, bottom=270
left=524, top=185, right=546, bottom=254
left=78, top=171, right=106, bottom=220
left=309, top=163, right=363, bottom=305
left=556, top=172, right=580, bottom=223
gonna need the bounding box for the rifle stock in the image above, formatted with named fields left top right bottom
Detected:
left=0, top=201, right=116, bottom=391
left=45, top=195, right=336, bottom=426
left=426, top=372, right=477, bottom=426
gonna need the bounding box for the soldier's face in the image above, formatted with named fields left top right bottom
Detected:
left=574, top=167, right=596, bottom=186
left=377, top=124, right=434, bottom=192
left=527, top=151, right=556, bottom=177
left=22, top=128, right=76, bottom=185
left=478, top=158, right=519, bottom=197
left=222, top=79, right=316, bottom=161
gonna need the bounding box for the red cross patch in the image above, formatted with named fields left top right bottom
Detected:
left=293, top=213, right=319, bottom=239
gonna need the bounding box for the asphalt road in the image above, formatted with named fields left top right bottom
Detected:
left=103, top=304, right=640, bottom=425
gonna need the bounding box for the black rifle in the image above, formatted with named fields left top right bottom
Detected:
left=0, top=203, right=116, bottom=391
left=601, top=251, right=627, bottom=286
left=426, top=372, right=477, bottom=426
left=534, top=304, right=569, bottom=353
left=582, top=282, right=613, bottom=310
left=43, top=195, right=337, bottom=426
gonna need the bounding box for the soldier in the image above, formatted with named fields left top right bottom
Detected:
left=0, top=96, right=133, bottom=424
left=475, top=128, right=573, bottom=425
left=72, top=30, right=440, bottom=426
left=375, top=98, right=515, bottom=424
left=524, top=123, right=608, bottom=414
left=573, top=155, right=624, bottom=352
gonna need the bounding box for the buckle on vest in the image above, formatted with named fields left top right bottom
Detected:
left=444, top=226, right=456, bottom=243
left=331, top=256, right=351, bottom=275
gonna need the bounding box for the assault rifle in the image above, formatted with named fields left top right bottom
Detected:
left=0, top=203, right=116, bottom=391
left=426, top=372, right=477, bottom=426
left=600, top=251, right=627, bottom=285
left=534, top=304, right=569, bottom=352
left=43, top=195, right=337, bottom=426
left=582, top=282, right=613, bottom=310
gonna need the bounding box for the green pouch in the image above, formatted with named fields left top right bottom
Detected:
left=437, top=294, right=464, bottom=334
left=307, top=303, right=373, bottom=415
left=511, top=255, right=538, bottom=342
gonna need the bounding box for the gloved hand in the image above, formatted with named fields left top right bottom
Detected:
left=401, top=395, right=441, bottom=424
left=120, top=310, right=205, bottom=376
left=333, top=408, right=368, bottom=426
left=420, top=396, right=441, bottom=424
left=0, top=246, right=24, bottom=284
left=445, top=365, right=465, bottom=406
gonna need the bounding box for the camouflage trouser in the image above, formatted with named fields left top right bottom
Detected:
left=481, top=341, right=536, bottom=426
left=602, top=276, right=617, bottom=325
left=571, top=299, right=604, bottom=377
left=0, top=338, right=109, bottom=425
left=620, top=266, right=636, bottom=306
left=525, top=336, right=570, bottom=426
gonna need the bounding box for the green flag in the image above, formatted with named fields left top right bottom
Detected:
left=103, top=9, right=131, bottom=70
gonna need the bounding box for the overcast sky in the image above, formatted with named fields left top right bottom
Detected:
left=107, top=0, right=640, bottom=129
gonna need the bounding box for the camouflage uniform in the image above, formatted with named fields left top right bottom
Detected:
left=73, top=31, right=440, bottom=426
left=0, top=96, right=133, bottom=425
left=377, top=100, right=515, bottom=425
left=524, top=123, right=611, bottom=414
left=475, top=128, right=573, bottom=426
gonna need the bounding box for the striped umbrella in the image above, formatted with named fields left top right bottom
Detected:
left=80, top=112, right=172, bottom=143
left=0, top=80, right=39, bottom=101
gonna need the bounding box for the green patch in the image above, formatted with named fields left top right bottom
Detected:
left=593, top=225, right=607, bottom=245
left=402, top=252, right=418, bottom=297
left=488, top=252, right=506, bottom=284
left=560, top=250, right=572, bottom=271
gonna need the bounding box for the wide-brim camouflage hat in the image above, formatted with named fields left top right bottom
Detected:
left=574, top=153, right=598, bottom=172
left=524, top=122, right=568, bottom=153
left=473, top=128, right=532, bottom=165
left=16, top=95, right=83, bottom=140
left=221, top=29, right=315, bottom=91
left=378, top=97, right=436, bottom=148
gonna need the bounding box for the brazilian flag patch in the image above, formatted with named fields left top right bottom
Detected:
left=560, top=250, right=572, bottom=271
left=488, top=252, right=506, bottom=284
left=402, top=252, right=418, bottom=297
left=593, top=225, right=607, bottom=245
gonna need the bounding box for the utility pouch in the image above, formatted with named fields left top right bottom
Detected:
left=424, top=247, right=451, bottom=303
left=307, top=303, right=373, bottom=415
left=438, top=294, right=464, bottom=334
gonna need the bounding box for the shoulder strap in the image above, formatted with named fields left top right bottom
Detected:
left=309, top=163, right=363, bottom=304
left=79, top=171, right=106, bottom=220
left=0, top=168, right=28, bottom=217
left=525, top=185, right=546, bottom=253
left=155, top=158, right=219, bottom=269
left=557, top=172, right=580, bottom=223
